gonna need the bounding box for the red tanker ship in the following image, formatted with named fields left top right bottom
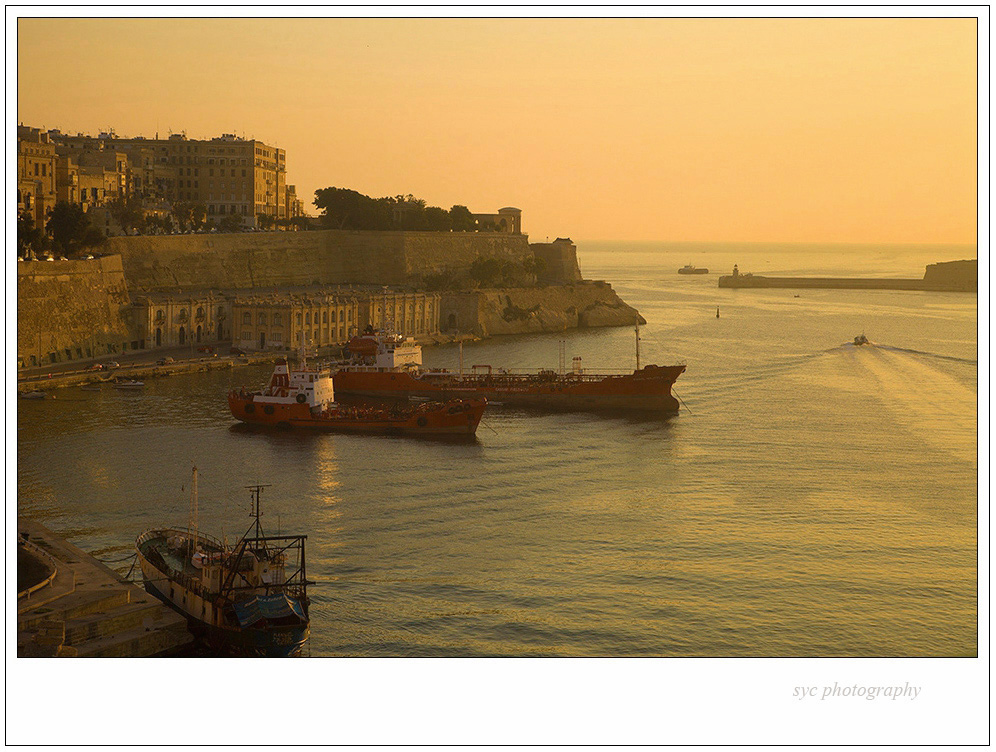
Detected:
left=333, top=329, right=686, bottom=414
left=228, top=355, right=485, bottom=436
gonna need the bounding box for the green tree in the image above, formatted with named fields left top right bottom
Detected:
left=522, top=255, right=547, bottom=282
left=256, top=214, right=274, bottom=231
left=449, top=205, right=477, bottom=231
left=17, top=210, right=49, bottom=258
left=79, top=226, right=108, bottom=253
left=219, top=214, right=243, bottom=233
left=106, top=196, right=146, bottom=235
left=424, top=206, right=452, bottom=231
left=46, top=202, right=91, bottom=253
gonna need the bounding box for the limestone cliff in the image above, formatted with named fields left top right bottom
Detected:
left=441, top=282, right=644, bottom=338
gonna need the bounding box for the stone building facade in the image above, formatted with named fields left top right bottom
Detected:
left=230, top=292, right=361, bottom=352
left=471, top=207, right=522, bottom=234
left=46, top=129, right=297, bottom=228
left=359, top=291, right=442, bottom=338
left=133, top=292, right=230, bottom=349
left=17, top=126, right=58, bottom=227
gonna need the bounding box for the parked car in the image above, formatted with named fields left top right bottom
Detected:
left=103, top=361, right=120, bottom=369
left=197, top=345, right=214, bottom=353
left=156, top=357, right=175, bottom=365
left=229, top=347, right=246, bottom=356
left=87, top=363, right=103, bottom=371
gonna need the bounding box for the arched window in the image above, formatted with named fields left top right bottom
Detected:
left=322, top=311, right=328, bottom=324
left=273, top=313, right=282, bottom=326
left=258, top=313, right=266, bottom=326
left=242, top=312, right=251, bottom=325
left=338, top=310, right=344, bottom=322
left=197, top=306, right=204, bottom=318
left=305, top=313, right=311, bottom=325
left=296, top=313, right=302, bottom=326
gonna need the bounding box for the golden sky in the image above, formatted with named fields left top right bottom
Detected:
left=16, top=17, right=978, bottom=244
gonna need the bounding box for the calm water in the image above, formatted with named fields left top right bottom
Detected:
left=16, top=243, right=979, bottom=656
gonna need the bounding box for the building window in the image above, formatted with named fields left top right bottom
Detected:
left=258, top=313, right=266, bottom=326
left=243, top=312, right=251, bottom=325
left=322, top=311, right=328, bottom=324
left=273, top=313, right=282, bottom=326
left=296, top=313, right=302, bottom=326
left=305, top=313, right=311, bottom=325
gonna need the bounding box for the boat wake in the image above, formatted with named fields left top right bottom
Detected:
left=844, top=345, right=977, bottom=465
left=869, top=344, right=977, bottom=366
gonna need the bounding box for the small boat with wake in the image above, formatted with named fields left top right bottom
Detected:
left=229, top=350, right=486, bottom=436
left=112, top=378, right=144, bottom=389
left=136, top=470, right=311, bottom=657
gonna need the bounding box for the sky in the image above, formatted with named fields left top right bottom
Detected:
left=14, top=14, right=980, bottom=244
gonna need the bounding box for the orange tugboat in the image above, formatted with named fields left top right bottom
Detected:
left=333, top=327, right=686, bottom=414
left=228, top=353, right=486, bottom=436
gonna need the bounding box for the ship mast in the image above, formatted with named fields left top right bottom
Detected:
left=635, top=318, right=641, bottom=371
left=246, top=483, right=272, bottom=542
left=188, top=465, right=198, bottom=553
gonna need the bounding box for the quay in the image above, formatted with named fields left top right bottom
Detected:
left=17, top=519, right=193, bottom=657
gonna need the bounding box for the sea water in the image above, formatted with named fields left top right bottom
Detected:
left=15, top=242, right=979, bottom=656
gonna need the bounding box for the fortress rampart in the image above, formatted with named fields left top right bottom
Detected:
left=17, top=255, right=135, bottom=368
left=17, top=231, right=631, bottom=369
left=104, top=230, right=536, bottom=291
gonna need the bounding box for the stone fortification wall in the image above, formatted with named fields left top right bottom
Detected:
left=105, top=230, right=539, bottom=292
left=442, top=282, right=644, bottom=338
left=402, top=232, right=533, bottom=279
left=530, top=240, right=583, bottom=284
left=17, top=256, right=134, bottom=368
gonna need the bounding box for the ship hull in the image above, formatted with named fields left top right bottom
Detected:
left=228, top=393, right=485, bottom=435
left=136, top=538, right=309, bottom=658
left=331, top=365, right=685, bottom=414
left=141, top=576, right=309, bottom=657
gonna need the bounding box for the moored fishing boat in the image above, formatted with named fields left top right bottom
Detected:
left=136, top=472, right=310, bottom=657
left=228, top=352, right=486, bottom=435
left=333, top=327, right=686, bottom=414
left=678, top=264, right=709, bottom=274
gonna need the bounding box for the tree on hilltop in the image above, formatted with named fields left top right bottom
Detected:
left=449, top=205, right=477, bottom=232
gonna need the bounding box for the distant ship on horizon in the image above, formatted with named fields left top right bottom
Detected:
left=678, top=264, right=709, bottom=275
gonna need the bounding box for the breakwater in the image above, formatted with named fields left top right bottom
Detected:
left=718, top=259, right=977, bottom=292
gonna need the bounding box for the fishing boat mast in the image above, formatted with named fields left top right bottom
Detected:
left=635, top=318, right=641, bottom=371
left=246, top=483, right=272, bottom=542
left=188, top=465, right=198, bottom=553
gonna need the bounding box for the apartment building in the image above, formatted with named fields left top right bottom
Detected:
left=17, top=126, right=58, bottom=227
left=48, top=129, right=293, bottom=228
